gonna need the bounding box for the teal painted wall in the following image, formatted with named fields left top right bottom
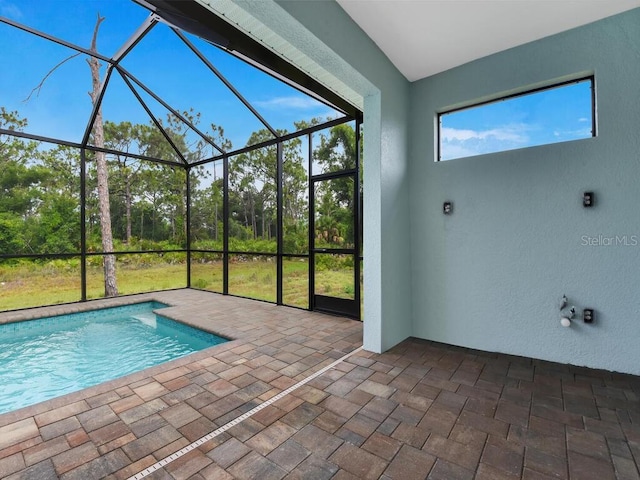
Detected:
left=410, top=9, right=640, bottom=374
left=240, top=0, right=413, bottom=351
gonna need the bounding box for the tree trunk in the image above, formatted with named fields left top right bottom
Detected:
left=213, top=200, right=218, bottom=241
left=261, top=202, right=266, bottom=240
left=125, top=178, right=132, bottom=244
left=88, top=15, right=118, bottom=297
left=250, top=195, right=257, bottom=239
left=213, top=164, right=218, bottom=241
left=183, top=193, right=187, bottom=243
left=243, top=194, right=249, bottom=230
left=152, top=199, right=156, bottom=239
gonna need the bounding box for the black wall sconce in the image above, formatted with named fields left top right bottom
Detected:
left=443, top=201, right=453, bottom=215
left=583, top=191, right=594, bottom=208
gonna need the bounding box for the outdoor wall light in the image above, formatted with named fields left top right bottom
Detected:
left=583, top=191, right=595, bottom=207
left=443, top=201, right=453, bottom=215
left=560, top=294, right=575, bottom=327
left=559, top=295, right=595, bottom=326
left=560, top=306, right=575, bottom=328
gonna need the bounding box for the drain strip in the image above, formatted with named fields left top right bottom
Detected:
left=128, top=345, right=364, bottom=480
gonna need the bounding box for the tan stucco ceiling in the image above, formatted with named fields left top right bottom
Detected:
left=336, top=0, right=640, bottom=81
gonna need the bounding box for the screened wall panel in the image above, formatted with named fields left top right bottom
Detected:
left=190, top=161, right=224, bottom=251
left=1, top=0, right=149, bottom=58
left=86, top=257, right=106, bottom=300
left=0, top=23, right=94, bottom=143
left=314, top=176, right=355, bottom=250
left=314, top=253, right=355, bottom=300
left=120, top=23, right=273, bottom=150
left=311, top=121, right=357, bottom=175
left=190, top=253, right=223, bottom=292
left=0, top=136, right=81, bottom=255
left=86, top=253, right=186, bottom=299
left=0, top=2, right=360, bottom=317
left=283, top=257, right=309, bottom=309
left=128, top=83, right=220, bottom=164
left=228, top=148, right=277, bottom=253
left=85, top=159, right=187, bottom=251
left=283, top=137, right=309, bottom=254
left=228, top=254, right=276, bottom=302
left=186, top=33, right=343, bottom=136
left=114, top=252, right=186, bottom=295
left=0, top=257, right=82, bottom=311
left=89, top=73, right=184, bottom=164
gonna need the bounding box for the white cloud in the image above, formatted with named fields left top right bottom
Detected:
left=440, top=123, right=532, bottom=160
left=552, top=127, right=592, bottom=140
left=254, top=96, right=324, bottom=110
left=578, top=117, right=589, bottom=123
left=440, top=144, right=478, bottom=160
left=441, top=125, right=529, bottom=143
left=0, top=1, right=22, bottom=18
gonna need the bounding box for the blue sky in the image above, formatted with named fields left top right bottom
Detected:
left=440, top=79, right=593, bottom=160
left=0, top=0, right=338, bottom=150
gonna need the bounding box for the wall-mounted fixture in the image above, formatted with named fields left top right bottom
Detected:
left=443, top=201, right=453, bottom=215
left=560, top=294, right=573, bottom=327
left=583, top=191, right=595, bottom=207
left=583, top=309, right=595, bottom=323
left=559, top=295, right=595, bottom=326
left=560, top=305, right=576, bottom=327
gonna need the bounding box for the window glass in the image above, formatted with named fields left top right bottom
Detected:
left=439, top=78, right=594, bottom=161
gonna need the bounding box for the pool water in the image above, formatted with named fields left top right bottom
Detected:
left=0, top=302, right=227, bottom=414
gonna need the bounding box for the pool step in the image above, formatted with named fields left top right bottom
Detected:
left=131, top=312, right=157, bottom=328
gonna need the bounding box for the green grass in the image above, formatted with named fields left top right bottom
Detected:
left=0, top=257, right=360, bottom=313
left=0, top=261, right=188, bottom=311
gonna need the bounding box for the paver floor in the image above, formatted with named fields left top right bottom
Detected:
left=0, top=289, right=639, bottom=479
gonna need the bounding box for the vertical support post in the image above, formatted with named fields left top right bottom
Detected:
left=185, top=166, right=191, bottom=288
left=223, top=154, right=229, bottom=295
left=80, top=149, right=87, bottom=302
left=276, top=142, right=284, bottom=305
left=354, top=115, right=363, bottom=320
left=308, top=133, right=314, bottom=311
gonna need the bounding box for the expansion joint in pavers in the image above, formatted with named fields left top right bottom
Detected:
left=128, top=345, right=364, bottom=480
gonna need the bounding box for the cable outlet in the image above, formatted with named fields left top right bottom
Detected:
left=583, top=308, right=594, bottom=324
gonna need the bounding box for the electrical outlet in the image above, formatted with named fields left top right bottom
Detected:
left=583, top=308, right=594, bottom=323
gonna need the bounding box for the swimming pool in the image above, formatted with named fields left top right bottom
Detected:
left=0, top=301, right=227, bottom=414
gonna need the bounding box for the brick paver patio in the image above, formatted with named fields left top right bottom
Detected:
left=0, top=289, right=639, bottom=479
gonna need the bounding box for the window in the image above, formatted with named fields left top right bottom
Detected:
left=438, top=77, right=595, bottom=161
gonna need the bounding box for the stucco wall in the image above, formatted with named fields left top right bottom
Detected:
left=409, top=9, right=640, bottom=374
